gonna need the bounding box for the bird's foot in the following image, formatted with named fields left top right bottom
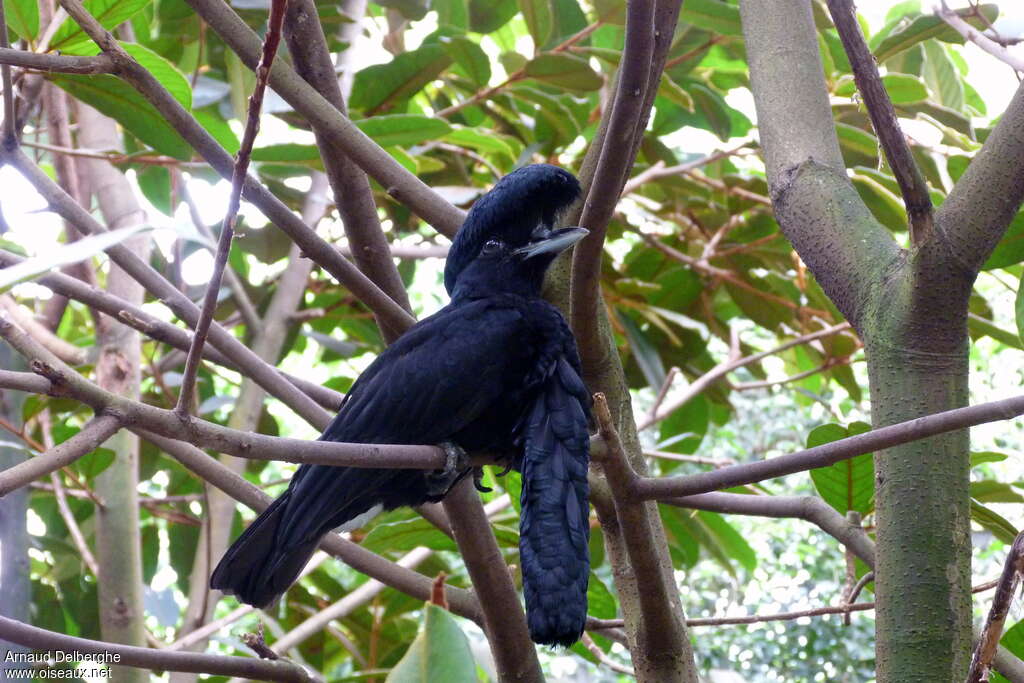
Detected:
left=472, top=467, right=492, bottom=493
left=424, top=441, right=468, bottom=497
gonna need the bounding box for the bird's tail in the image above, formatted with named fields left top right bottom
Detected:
left=210, top=467, right=387, bottom=608
left=519, top=358, right=591, bottom=647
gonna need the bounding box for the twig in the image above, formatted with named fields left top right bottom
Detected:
left=620, top=143, right=753, bottom=196
left=632, top=389, right=1024, bottom=500
left=827, top=0, right=933, bottom=244
left=175, top=0, right=289, bottom=417
left=638, top=323, right=851, bottom=430
left=968, top=532, right=1024, bottom=683
left=687, top=602, right=874, bottom=627
left=0, top=412, right=122, bottom=497
left=935, top=3, right=1024, bottom=73
left=731, top=357, right=851, bottom=391
left=0, top=47, right=114, bottom=74
left=643, top=450, right=735, bottom=468
left=0, top=296, right=86, bottom=365
left=0, top=0, right=14, bottom=146
left=0, top=615, right=314, bottom=682
left=580, top=632, right=634, bottom=676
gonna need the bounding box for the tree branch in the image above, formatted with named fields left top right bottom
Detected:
left=443, top=476, right=543, bottom=682
left=934, top=80, right=1024, bottom=272
left=0, top=615, right=314, bottom=682
left=174, top=0, right=288, bottom=418
left=182, top=0, right=464, bottom=237
left=0, top=47, right=113, bottom=74
left=631, top=392, right=1024, bottom=500
left=935, top=4, right=1024, bottom=72
left=0, top=412, right=121, bottom=497
left=826, top=0, right=933, bottom=244
left=968, top=531, right=1024, bottom=683
left=0, top=0, right=14, bottom=145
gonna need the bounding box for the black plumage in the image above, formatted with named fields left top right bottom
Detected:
left=210, top=164, right=591, bottom=647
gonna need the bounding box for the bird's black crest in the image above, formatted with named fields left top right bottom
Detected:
left=444, top=164, right=581, bottom=294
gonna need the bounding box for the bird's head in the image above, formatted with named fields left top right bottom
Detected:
left=444, top=164, right=582, bottom=295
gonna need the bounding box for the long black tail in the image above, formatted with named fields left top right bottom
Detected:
left=519, top=358, right=591, bottom=646
left=210, top=466, right=393, bottom=608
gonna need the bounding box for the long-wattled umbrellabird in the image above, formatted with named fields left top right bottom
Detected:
left=210, top=164, right=592, bottom=647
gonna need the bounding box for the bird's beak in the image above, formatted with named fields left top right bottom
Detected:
left=514, top=227, right=589, bottom=259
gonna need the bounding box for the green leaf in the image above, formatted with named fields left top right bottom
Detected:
left=6, top=0, right=39, bottom=41
left=850, top=171, right=907, bottom=232
left=350, top=45, right=453, bottom=113
left=63, top=42, right=192, bottom=110
left=983, top=213, right=1024, bottom=270
left=251, top=143, right=323, bottom=167
left=872, top=5, right=1000, bottom=63
left=968, top=314, right=1024, bottom=350
left=443, top=127, right=518, bottom=165
left=49, top=75, right=193, bottom=159
left=77, top=447, right=115, bottom=480
left=618, top=311, right=666, bottom=391
left=0, top=224, right=154, bottom=292
left=520, top=0, right=553, bottom=48
left=468, top=0, right=518, bottom=32
left=440, top=35, right=491, bottom=87
left=50, top=0, right=152, bottom=52
left=194, top=108, right=241, bottom=156
left=970, top=499, right=1019, bottom=544
left=835, top=73, right=928, bottom=105
left=992, top=621, right=1024, bottom=683
left=972, top=451, right=1010, bottom=467
left=971, top=480, right=1024, bottom=504
left=386, top=604, right=477, bottom=683
left=586, top=572, right=617, bottom=618
left=361, top=518, right=459, bottom=553
left=1016, top=271, right=1024, bottom=346
left=136, top=165, right=173, bottom=215
left=523, top=53, right=603, bottom=91
left=678, top=0, right=743, bottom=36
left=356, top=114, right=453, bottom=147
left=807, top=422, right=875, bottom=516
left=922, top=40, right=964, bottom=112
left=657, top=396, right=709, bottom=457
left=374, top=0, right=432, bottom=20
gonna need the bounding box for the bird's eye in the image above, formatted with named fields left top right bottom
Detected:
left=481, top=239, right=503, bottom=255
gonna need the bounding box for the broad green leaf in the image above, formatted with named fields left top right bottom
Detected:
left=872, top=5, right=1000, bottom=63
left=361, top=518, right=459, bottom=553
left=523, top=53, right=603, bottom=91
left=968, top=314, right=1024, bottom=350
left=972, top=451, right=1010, bottom=467
left=375, top=0, right=431, bottom=20
left=899, top=101, right=974, bottom=137
left=807, top=422, right=875, bottom=516
left=618, top=311, right=666, bottom=391
left=659, top=504, right=700, bottom=568
left=970, top=480, right=1024, bottom=504
left=922, top=40, right=964, bottom=112
left=835, top=73, right=928, bottom=105
left=356, top=114, right=452, bottom=147
left=386, top=604, right=477, bottom=683
left=697, top=511, right=757, bottom=572
left=350, top=45, right=453, bottom=113
left=586, top=572, right=617, bottom=618
left=440, top=35, right=491, bottom=87
left=992, top=621, right=1024, bottom=683
left=50, top=0, right=152, bottom=52
left=468, top=0, right=518, bottom=32
left=443, top=127, right=518, bottom=165
left=982, top=213, right=1024, bottom=270
left=678, top=0, right=742, bottom=36
left=251, top=144, right=323, bottom=166
left=77, top=447, right=115, bottom=480
left=194, top=108, right=241, bottom=155
left=835, top=122, right=878, bottom=165
left=6, top=0, right=39, bottom=41
left=0, top=224, right=154, bottom=292
left=136, top=165, right=173, bottom=215
left=657, top=395, right=709, bottom=458
left=49, top=75, right=193, bottom=159
left=1016, top=270, right=1024, bottom=346
left=63, top=42, right=192, bottom=110
left=520, top=0, right=553, bottom=48
left=850, top=171, right=906, bottom=232
left=970, top=499, right=1018, bottom=544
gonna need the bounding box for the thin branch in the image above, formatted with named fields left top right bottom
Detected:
left=827, top=0, right=934, bottom=244
left=620, top=143, right=753, bottom=196
left=0, top=413, right=121, bottom=497
left=0, top=296, right=86, bottom=365
left=968, top=531, right=1024, bottom=683
left=571, top=0, right=656, bottom=372
left=1, top=146, right=332, bottom=429
left=0, top=0, right=14, bottom=146
left=442, top=476, right=543, bottom=681
left=182, top=0, right=464, bottom=237
left=580, top=633, right=634, bottom=676
left=175, top=0, right=288, bottom=418
left=731, top=357, right=851, bottom=391
left=637, top=323, right=851, bottom=430
left=0, top=47, right=114, bottom=74
left=0, top=615, right=314, bottom=682
left=687, top=602, right=874, bottom=627
left=137, top=431, right=486, bottom=627
left=632, top=392, right=1024, bottom=500
left=935, top=4, right=1024, bottom=72
left=591, top=392, right=690, bottom=662
left=0, top=250, right=343, bottom=411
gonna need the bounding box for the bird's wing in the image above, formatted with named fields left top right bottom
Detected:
left=319, top=298, right=530, bottom=445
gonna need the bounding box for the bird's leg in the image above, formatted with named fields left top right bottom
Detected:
left=424, top=441, right=469, bottom=496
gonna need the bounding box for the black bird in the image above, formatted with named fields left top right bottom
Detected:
left=210, top=164, right=592, bottom=647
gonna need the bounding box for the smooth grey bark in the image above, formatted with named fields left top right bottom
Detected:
left=77, top=103, right=149, bottom=683
left=0, top=343, right=30, bottom=678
